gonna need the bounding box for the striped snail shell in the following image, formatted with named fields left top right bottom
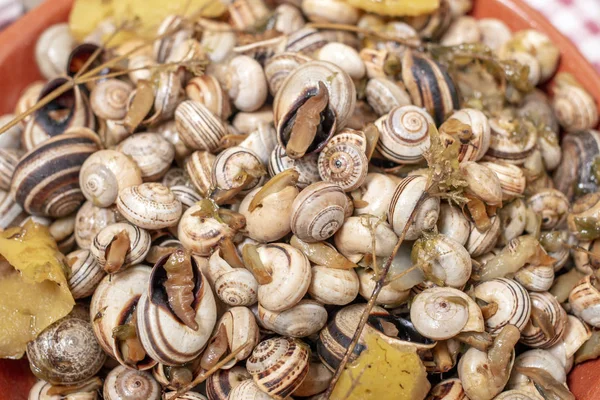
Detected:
left=264, top=52, right=312, bottom=96
left=401, top=50, right=459, bottom=125
left=318, top=136, right=368, bottom=192
left=103, top=365, right=161, bottom=400
left=388, top=175, right=440, bottom=240
left=567, top=192, right=600, bottom=240
left=246, top=336, right=310, bottom=399
left=473, top=278, right=532, bottom=335
left=116, top=183, right=182, bottom=230
left=75, top=201, right=123, bottom=250
left=520, top=291, right=567, bottom=348
left=365, top=77, right=412, bottom=117
left=239, top=123, right=278, bottom=165
left=308, top=265, right=359, bottom=306
left=170, top=185, right=202, bottom=210
left=256, top=299, right=328, bottom=338
left=526, top=188, right=570, bottom=230
left=162, top=167, right=191, bottom=189
left=405, top=0, right=452, bottom=39
left=214, top=307, right=260, bottom=368
left=268, top=144, right=320, bottom=189
left=480, top=161, right=526, bottom=201
left=67, top=248, right=106, bottom=299
left=13, top=82, right=44, bottom=131
left=547, top=315, right=590, bottom=367
left=437, top=202, right=471, bottom=246
left=80, top=149, right=143, bottom=208
left=0, top=148, right=23, bottom=191
left=514, top=264, right=555, bottom=292
left=90, top=222, right=151, bottom=271
left=28, top=378, right=100, bottom=400
left=10, top=128, right=101, bottom=218
left=26, top=315, right=106, bottom=385
left=374, top=105, right=433, bottom=164
left=302, top=0, right=359, bottom=24
left=175, top=100, right=227, bottom=152
left=507, top=349, right=566, bottom=393
left=553, top=129, right=600, bottom=200
left=208, top=249, right=258, bottom=307
left=185, top=151, right=216, bottom=197
left=212, top=147, right=265, bottom=193
left=284, top=27, right=331, bottom=55
left=165, top=392, right=207, bottom=400
left=357, top=267, right=410, bottom=306
left=144, top=71, right=181, bottom=125
left=493, top=390, right=540, bottom=400
left=206, top=366, right=251, bottom=400
left=486, top=117, right=537, bottom=165
left=427, top=378, right=467, bottom=400
left=117, top=133, right=175, bottom=182
left=178, top=204, right=236, bottom=256
left=466, top=215, right=501, bottom=257
left=227, top=380, right=274, bottom=400
left=569, top=274, right=600, bottom=327
left=186, top=75, right=232, bottom=120
left=0, top=189, right=24, bottom=230
left=153, top=15, right=193, bottom=63
left=137, top=254, right=217, bottom=365
left=552, top=73, right=599, bottom=132
left=90, top=79, right=133, bottom=121
left=290, top=181, right=348, bottom=243
left=439, top=108, right=491, bottom=162
left=274, top=61, right=356, bottom=155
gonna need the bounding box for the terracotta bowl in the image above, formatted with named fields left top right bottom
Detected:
left=1, top=0, right=599, bottom=399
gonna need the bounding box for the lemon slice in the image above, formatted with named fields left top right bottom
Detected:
left=345, top=0, right=440, bottom=16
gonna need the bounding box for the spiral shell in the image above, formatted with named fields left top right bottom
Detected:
left=479, top=161, right=526, bottom=201
left=569, top=275, right=600, bottom=327
left=507, top=349, right=566, bottom=392
left=175, top=100, right=227, bottom=152
left=67, top=249, right=106, bottom=299
left=365, top=77, right=412, bottom=117
left=226, top=55, right=269, bottom=112
left=153, top=15, right=194, bottom=63
left=493, top=390, right=539, bottom=400
left=520, top=291, right=567, bottom=348
left=103, top=366, right=161, bottom=400
left=552, top=73, right=599, bottom=132
left=162, top=167, right=190, bottom=189
left=185, top=151, right=216, bottom=197
left=0, top=148, right=22, bottom=191
left=246, top=337, right=310, bottom=399
left=268, top=145, right=320, bottom=189
left=116, top=183, right=182, bottom=230
left=334, top=216, right=398, bottom=262
left=239, top=124, right=278, bottom=166
left=466, top=215, right=501, bottom=257
left=437, top=203, right=471, bottom=246
left=90, top=222, right=151, bottom=270
left=412, top=234, right=472, bottom=288
left=170, top=185, right=202, bottom=210
left=358, top=267, right=410, bottom=306
left=308, top=265, right=359, bottom=306
left=117, top=133, right=175, bottom=182
left=29, top=379, right=100, bottom=400
left=474, top=278, right=532, bottom=335
left=0, top=189, right=23, bottom=229
left=10, top=129, right=101, bottom=218
left=178, top=204, right=235, bottom=256
left=388, top=175, right=440, bottom=240
left=35, top=23, right=74, bottom=79
left=264, top=52, right=312, bottom=96
left=213, top=306, right=259, bottom=368
left=206, top=366, right=251, bottom=400
left=227, top=380, right=274, bottom=400
left=318, top=140, right=368, bottom=192
left=375, top=105, right=433, bottom=164
left=427, top=378, right=467, bottom=400
left=514, top=264, right=555, bottom=292
left=353, top=172, right=397, bottom=218
left=212, top=147, right=265, bottom=193
left=212, top=256, right=259, bottom=307
left=290, top=181, right=348, bottom=242
left=257, top=299, right=328, bottom=338
left=186, top=75, right=232, bottom=120
left=567, top=192, right=600, bottom=240
left=90, top=79, right=133, bottom=121
left=75, top=201, right=122, bottom=249
left=526, top=188, right=569, bottom=230
left=486, top=117, right=537, bottom=165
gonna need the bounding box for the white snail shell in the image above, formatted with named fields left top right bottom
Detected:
left=365, top=78, right=412, bottom=117
left=90, top=222, right=151, bottom=270
left=103, top=365, right=161, bottom=400
left=256, top=299, right=328, bottom=338
left=117, top=133, right=175, bottom=182
left=569, top=274, right=600, bottom=327
left=318, top=138, right=368, bottom=192
left=116, top=183, right=182, bottom=230
left=308, top=265, right=359, bottom=306
left=90, top=79, right=133, bottom=121
left=334, top=215, right=398, bottom=262
left=474, top=278, right=532, bottom=335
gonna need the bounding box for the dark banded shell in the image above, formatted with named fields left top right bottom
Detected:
left=206, top=366, right=251, bottom=400
left=10, top=129, right=101, bottom=218
left=268, top=144, right=320, bottom=189
left=67, top=248, right=106, bottom=299
left=175, top=100, right=227, bottom=152
left=553, top=129, right=600, bottom=200
left=401, top=50, right=459, bottom=126
left=428, top=378, right=467, bottom=400
left=404, top=0, right=452, bottom=40
left=0, top=148, right=22, bottom=191
left=520, top=291, right=567, bottom=348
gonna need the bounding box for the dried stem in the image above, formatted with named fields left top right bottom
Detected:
left=305, top=22, right=422, bottom=49
left=323, top=193, right=429, bottom=399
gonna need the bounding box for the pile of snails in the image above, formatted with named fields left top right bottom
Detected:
left=2, top=0, right=600, bottom=399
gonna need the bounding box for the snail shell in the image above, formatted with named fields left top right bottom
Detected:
left=231, top=107, right=274, bottom=135
left=316, top=42, right=365, bottom=79
left=553, top=129, right=600, bottom=200
left=474, top=278, right=532, bottom=335
left=26, top=315, right=106, bottom=385
left=117, top=133, right=175, bottom=182
left=246, top=336, right=310, bottom=399
left=212, top=146, right=265, bottom=193
left=514, top=264, right=555, bottom=292
left=365, top=78, right=412, bottom=117
left=480, top=161, right=526, bottom=201
left=520, top=291, right=567, bottom=348
left=255, top=243, right=311, bottom=312
left=79, top=149, right=143, bottom=208
left=10, top=129, right=101, bottom=218
left=410, top=287, right=484, bottom=340
left=28, top=379, right=100, bottom=400
left=198, top=19, right=236, bottom=63
left=186, top=75, right=232, bottom=120
left=547, top=314, right=591, bottom=367
left=526, top=188, right=569, bottom=230
left=178, top=204, right=235, bottom=256
left=256, top=299, right=328, bottom=338
left=67, top=249, right=106, bottom=299
left=292, top=361, right=333, bottom=398
left=75, top=201, right=122, bottom=249
left=0, top=113, right=23, bottom=148
left=52, top=214, right=78, bottom=251
left=137, top=254, right=217, bottom=365
left=402, top=50, right=459, bottom=125
left=274, top=61, right=356, bottom=154
left=90, top=79, right=133, bottom=121
left=208, top=249, right=258, bottom=307
left=301, top=0, right=359, bottom=24
left=213, top=306, right=260, bottom=368
left=273, top=4, right=305, bottom=35
left=225, top=55, right=269, bottom=112
left=35, top=23, right=74, bottom=79
left=440, top=15, right=480, bottom=46
left=103, top=366, right=161, bottom=400
left=519, top=89, right=559, bottom=134
left=439, top=108, right=491, bottom=162
left=462, top=161, right=503, bottom=205
left=233, top=36, right=288, bottom=67
left=268, top=145, right=320, bottom=189
left=264, top=52, right=312, bottom=97
left=486, top=117, right=537, bottom=165
left=353, top=172, right=397, bottom=218
left=569, top=275, right=600, bottom=327
left=90, top=222, right=151, bottom=270
left=405, top=0, right=452, bottom=40
left=170, top=185, right=202, bottom=210
left=157, top=120, right=192, bottom=165
left=466, top=215, right=501, bottom=257
left=318, top=138, right=368, bottom=192
left=477, top=18, right=512, bottom=51
left=227, top=379, right=275, bottom=400
left=437, top=203, right=471, bottom=246
left=334, top=215, right=398, bottom=262
left=413, top=234, right=472, bottom=288
left=308, top=265, right=359, bottom=306
left=458, top=345, right=515, bottom=400
left=358, top=267, right=410, bottom=306
left=162, top=167, right=191, bottom=189
left=206, top=366, right=251, bottom=400
left=567, top=192, right=600, bottom=240
left=290, top=181, right=348, bottom=243
left=507, top=349, right=566, bottom=393
left=228, top=0, right=270, bottom=31
left=153, top=15, right=193, bottom=63
left=0, top=148, right=23, bottom=191
left=427, top=378, right=467, bottom=400
left=185, top=151, right=216, bottom=197
left=374, top=105, right=434, bottom=164
left=388, top=175, right=440, bottom=240
left=145, top=71, right=182, bottom=125
left=552, top=73, right=599, bottom=132
left=116, top=183, right=182, bottom=230
left=0, top=189, right=24, bottom=229
left=175, top=100, right=227, bottom=152
left=13, top=82, right=44, bottom=130
left=239, top=123, right=278, bottom=165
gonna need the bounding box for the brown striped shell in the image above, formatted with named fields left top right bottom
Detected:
left=206, top=366, right=251, bottom=400
left=427, top=378, right=467, bottom=400
left=569, top=275, right=600, bottom=327
left=552, top=73, right=599, bottom=132
left=0, top=148, right=22, bottom=191
left=520, top=291, right=567, bottom=348
left=175, top=100, right=227, bottom=152
left=153, top=15, right=194, bottom=63
left=75, top=201, right=123, bottom=249
left=227, top=380, right=273, bottom=400
left=401, top=50, right=459, bottom=125
left=466, top=215, right=501, bottom=257
left=480, top=161, right=526, bottom=201
left=256, top=299, right=328, bottom=338
left=212, top=146, right=265, bottom=193
left=486, top=117, right=537, bottom=165
left=186, top=75, right=232, bottom=120
left=117, top=133, right=175, bottom=182
left=170, top=185, right=202, bottom=210
left=526, top=188, right=570, bottom=230
left=514, top=264, right=555, bottom=292
left=178, top=203, right=235, bottom=256
left=246, top=336, right=310, bottom=399
left=10, top=129, right=101, bottom=218
left=90, top=79, right=133, bottom=121
left=375, top=105, right=434, bottom=164
left=185, top=151, right=216, bottom=197
left=264, top=52, right=312, bottom=96
left=268, top=144, right=320, bottom=189
left=116, top=183, right=182, bottom=230
left=317, top=139, right=368, bottom=192
left=67, top=248, right=106, bottom=299
left=0, top=189, right=24, bottom=229
left=365, top=77, right=412, bottom=117
left=103, top=365, right=161, bottom=400
left=290, top=181, right=348, bottom=242
left=90, top=222, right=151, bottom=270
left=439, top=108, right=491, bottom=162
